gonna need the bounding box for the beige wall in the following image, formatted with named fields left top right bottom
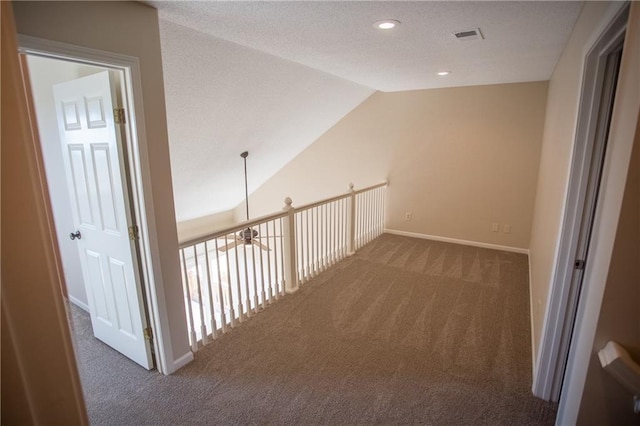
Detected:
left=177, top=210, right=235, bottom=243
left=2, top=2, right=87, bottom=422
left=528, top=1, right=622, bottom=363
left=247, top=82, right=548, bottom=250
left=13, top=1, right=190, bottom=369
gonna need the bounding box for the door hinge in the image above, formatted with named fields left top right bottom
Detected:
left=114, top=107, right=126, bottom=124
left=574, top=259, right=586, bottom=270
left=128, top=225, right=140, bottom=241
left=144, top=326, right=153, bottom=341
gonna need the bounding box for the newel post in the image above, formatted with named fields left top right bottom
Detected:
left=282, top=197, right=299, bottom=294
left=347, top=183, right=356, bottom=255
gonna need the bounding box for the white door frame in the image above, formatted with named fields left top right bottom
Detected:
left=533, top=0, right=631, bottom=410
left=18, top=35, right=176, bottom=375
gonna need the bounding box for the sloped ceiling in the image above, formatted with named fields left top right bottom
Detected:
left=159, top=20, right=373, bottom=221
left=152, top=1, right=583, bottom=222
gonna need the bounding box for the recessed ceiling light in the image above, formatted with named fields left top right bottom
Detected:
left=374, top=20, right=400, bottom=30
left=437, top=71, right=450, bottom=76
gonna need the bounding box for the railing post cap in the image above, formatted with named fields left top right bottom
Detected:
left=349, top=183, right=355, bottom=191
left=283, top=197, right=293, bottom=210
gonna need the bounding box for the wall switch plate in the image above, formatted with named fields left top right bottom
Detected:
left=504, top=224, right=511, bottom=234
left=405, top=212, right=412, bottom=221
left=492, top=223, right=499, bottom=232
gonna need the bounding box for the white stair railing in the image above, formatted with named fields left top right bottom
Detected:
left=178, top=181, right=387, bottom=351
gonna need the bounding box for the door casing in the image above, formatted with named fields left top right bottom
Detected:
left=533, top=3, right=636, bottom=421
left=18, top=35, right=184, bottom=375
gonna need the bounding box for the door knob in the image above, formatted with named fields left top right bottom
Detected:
left=70, top=231, right=82, bottom=240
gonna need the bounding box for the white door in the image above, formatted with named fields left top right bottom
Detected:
left=53, top=71, right=153, bottom=369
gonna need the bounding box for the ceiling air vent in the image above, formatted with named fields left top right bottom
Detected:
left=453, top=28, right=483, bottom=41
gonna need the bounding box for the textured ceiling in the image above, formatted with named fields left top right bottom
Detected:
left=152, top=1, right=583, bottom=92
left=150, top=1, right=583, bottom=222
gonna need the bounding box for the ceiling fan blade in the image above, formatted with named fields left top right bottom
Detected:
left=252, top=240, right=272, bottom=251
left=218, top=240, right=241, bottom=252
left=215, top=233, right=239, bottom=241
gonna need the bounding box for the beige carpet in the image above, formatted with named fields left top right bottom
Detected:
left=70, top=233, right=557, bottom=425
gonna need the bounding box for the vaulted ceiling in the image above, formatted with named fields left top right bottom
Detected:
left=149, top=0, right=583, bottom=222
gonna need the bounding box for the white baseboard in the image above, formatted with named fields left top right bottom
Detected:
left=172, top=351, right=194, bottom=373
left=384, top=229, right=529, bottom=254
left=68, top=295, right=90, bottom=312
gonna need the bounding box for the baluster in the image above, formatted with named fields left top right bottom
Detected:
left=224, top=235, right=236, bottom=327
left=325, top=204, right=330, bottom=268
left=366, top=191, right=373, bottom=243
left=338, top=198, right=345, bottom=260
left=344, top=197, right=349, bottom=256
left=328, top=203, right=332, bottom=265
left=272, top=219, right=280, bottom=300
left=373, top=189, right=378, bottom=239
left=317, top=206, right=322, bottom=272
left=304, top=209, right=313, bottom=279
left=378, top=187, right=383, bottom=237
left=242, top=237, right=252, bottom=318
left=323, top=204, right=328, bottom=268
left=362, top=192, right=368, bottom=246
left=278, top=218, right=286, bottom=296
left=355, top=192, right=361, bottom=250
left=282, top=198, right=298, bottom=294
left=314, top=207, right=319, bottom=275
left=331, top=202, right=336, bottom=265
left=373, top=190, right=377, bottom=240
left=335, top=199, right=342, bottom=262
left=251, top=231, right=259, bottom=314
left=335, top=201, right=340, bottom=261
left=318, top=204, right=324, bottom=271
left=202, top=241, right=218, bottom=339
left=339, top=200, right=343, bottom=260
left=258, top=223, right=266, bottom=309
left=180, top=249, right=198, bottom=351
left=362, top=192, right=367, bottom=247
left=212, top=238, right=227, bottom=332
left=232, top=234, right=244, bottom=322
left=265, top=221, right=273, bottom=303
left=360, top=192, right=366, bottom=246
left=328, top=202, right=333, bottom=265
left=373, top=188, right=379, bottom=238
left=296, top=213, right=304, bottom=282
left=336, top=200, right=341, bottom=261
left=347, top=183, right=356, bottom=255
left=192, top=245, right=208, bottom=343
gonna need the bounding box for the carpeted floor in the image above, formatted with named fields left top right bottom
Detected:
left=69, top=233, right=557, bottom=425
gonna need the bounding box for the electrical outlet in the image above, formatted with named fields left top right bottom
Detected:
left=492, top=223, right=499, bottom=232
left=504, top=224, right=511, bottom=234
left=405, top=212, right=412, bottom=221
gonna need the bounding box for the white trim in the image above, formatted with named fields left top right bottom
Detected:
left=172, top=351, right=195, bottom=372
left=532, top=3, right=629, bottom=404
left=557, top=4, right=638, bottom=423
left=528, top=262, right=537, bottom=376
left=17, top=35, right=178, bottom=375
left=384, top=229, right=529, bottom=254
left=68, top=296, right=90, bottom=313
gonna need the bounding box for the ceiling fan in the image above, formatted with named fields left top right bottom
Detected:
left=217, top=151, right=272, bottom=252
